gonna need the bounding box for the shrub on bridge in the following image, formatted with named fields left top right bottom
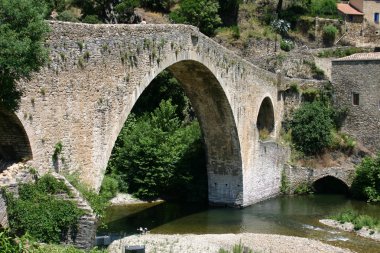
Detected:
left=351, top=153, right=380, bottom=202
left=322, top=24, right=338, bottom=47
left=290, top=101, right=333, bottom=155
left=5, top=174, right=83, bottom=244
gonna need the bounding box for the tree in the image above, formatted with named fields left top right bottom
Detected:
left=108, top=100, right=207, bottom=200
left=140, top=0, right=175, bottom=12
left=0, top=0, right=50, bottom=111
left=170, top=0, right=222, bottom=36
left=290, top=101, right=333, bottom=155
left=351, top=153, right=380, bottom=202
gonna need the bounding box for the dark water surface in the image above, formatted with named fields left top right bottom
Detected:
left=99, top=195, right=380, bottom=253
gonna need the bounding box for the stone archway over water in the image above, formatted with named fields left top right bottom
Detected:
left=105, top=60, right=244, bottom=206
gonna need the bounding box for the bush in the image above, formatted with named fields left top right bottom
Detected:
left=57, top=10, right=79, bottom=22
left=169, top=0, right=222, bottom=36
left=322, top=24, right=338, bottom=47
left=82, top=15, right=101, bottom=24
left=331, top=210, right=379, bottom=231
left=5, top=175, right=83, bottom=244
left=290, top=101, right=333, bottom=155
left=280, top=39, right=294, bottom=52
left=294, top=182, right=313, bottom=195
left=351, top=153, right=380, bottom=202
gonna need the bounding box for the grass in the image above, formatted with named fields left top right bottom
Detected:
left=219, top=242, right=256, bottom=253
left=259, top=128, right=270, bottom=140
left=331, top=210, right=380, bottom=231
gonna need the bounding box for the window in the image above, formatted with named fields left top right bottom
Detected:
left=375, top=13, right=379, bottom=24
left=349, top=15, right=353, bottom=22
left=352, top=92, right=359, bottom=106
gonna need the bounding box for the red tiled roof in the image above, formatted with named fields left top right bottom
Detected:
left=334, top=53, right=380, bottom=61
left=337, top=3, right=364, bottom=15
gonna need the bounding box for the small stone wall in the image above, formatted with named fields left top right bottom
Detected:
left=0, top=164, right=96, bottom=249
left=283, top=164, right=355, bottom=193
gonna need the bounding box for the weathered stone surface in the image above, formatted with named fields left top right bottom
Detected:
left=332, top=57, right=380, bottom=152
left=11, top=21, right=290, bottom=207
left=284, top=164, right=355, bottom=193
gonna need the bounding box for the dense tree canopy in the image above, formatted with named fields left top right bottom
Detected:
left=0, top=0, right=50, bottom=111
left=170, top=0, right=222, bottom=36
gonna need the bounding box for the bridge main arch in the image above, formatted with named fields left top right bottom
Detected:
left=105, top=58, right=243, bottom=206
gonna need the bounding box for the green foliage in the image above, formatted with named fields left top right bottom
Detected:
left=52, top=141, right=63, bottom=162
left=218, top=0, right=240, bottom=26
left=132, top=71, right=192, bottom=121
left=322, top=24, right=338, bottom=47
left=330, top=130, right=356, bottom=153
left=310, top=0, right=338, bottom=17
left=66, top=174, right=116, bottom=220
left=294, top=182, right=313, bottom=195
left=351, top=153, right=380, bottom=202
left=115, top=0, right=140, bottom=23
left=303, top=60, right=325, bottom=80
left=140, top=0, right=174, bottom=12
left=57, top=10, right=79, bottom=22
left=317, top=47, right=366, bottom=58
left=280, top=39, right=294, bottom=52
left=31, top=244, right=107, bottom=253
left=0, top=0, right=50, bottom=111
left=280, top=169, right=290, bottom=194
left=290, top=101, right=333, bottom=155
left=331, top=210, right=380, bottom=231
left=0, top=229, right=29, bottom=253
left=108, top=99, right=207, bottom=201
left=5, top=174, right=83, bottom=244
left=170, top=0, right=222, bottom=36
left=82, top=15, right=101, bottom=24
left=218, top=242, right=254, bottom=253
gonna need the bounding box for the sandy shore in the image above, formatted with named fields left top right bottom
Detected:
left=320, top=219, right=380, bottom=241
left=108, top=233, right=352, bottom=253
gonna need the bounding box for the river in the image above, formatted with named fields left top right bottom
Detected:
left=98, top=195, right=380, bottom=253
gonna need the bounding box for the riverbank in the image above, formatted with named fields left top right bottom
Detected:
left=109, top=193, right=163, bottom=206
left=108, top=233, right=352, bottom=253
left=320, top=219, right=380, bottom=242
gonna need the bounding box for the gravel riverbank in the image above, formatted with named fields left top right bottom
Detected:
left=109, top=193, right=163, bottom=206
left=108, top=233, right=352, bottom=253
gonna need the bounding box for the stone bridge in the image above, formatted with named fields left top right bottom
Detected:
left=284, top=165, right=356, bottom=194
left=0, top=21, right=291, bottom=207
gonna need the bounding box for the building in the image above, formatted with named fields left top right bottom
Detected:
left=332, top=53, right=380, bottom=152
left=338, top=0, right=380, bottom=34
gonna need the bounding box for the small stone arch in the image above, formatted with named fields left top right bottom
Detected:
left=0, top=108, right=32, bottom=169
left=257, top=97, right=275, bottom=134
left=312, top=176, right=349, bottom=194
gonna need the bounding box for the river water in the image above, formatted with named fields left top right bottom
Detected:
left=99, top=195, right=380, bottom=253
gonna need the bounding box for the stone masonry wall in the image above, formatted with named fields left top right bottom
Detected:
left=284, top=164, right=355, bottom=193
left=332, top=59, right=380, bottom=152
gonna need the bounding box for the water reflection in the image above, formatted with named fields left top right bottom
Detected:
left=99, top=195, right=380, bottom=253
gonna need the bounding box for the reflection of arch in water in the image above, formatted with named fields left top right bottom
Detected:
left=0, top=108, right=33, bottom=166
left=257, top=97, right=275, bottom=133
left=312, top=176, right=349, bottom=194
